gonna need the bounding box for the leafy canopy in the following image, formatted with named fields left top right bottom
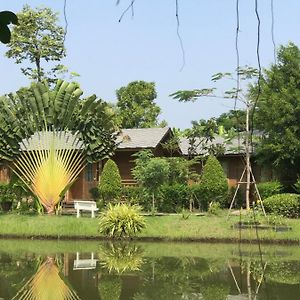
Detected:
left=116, top=81, right=161, bottom=128
left=5, top=5, right=66, bottom=83
left=251, top=42, right=300, bottom=179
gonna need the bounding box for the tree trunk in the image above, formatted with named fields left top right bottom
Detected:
left=245, top=104, right=251, bottom=210
left=152, top=192, right=155, bottom=213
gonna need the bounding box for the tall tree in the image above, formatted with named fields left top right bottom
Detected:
left=251, top=42, right=300, bottom=180
left=5, top=5, right=66, bottom=83
left=216, top=109, right=246, bottom=132
left=116, top=80, right=161, bottom=128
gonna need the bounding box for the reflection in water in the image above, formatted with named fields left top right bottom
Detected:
left=99, top=243, right=144, bottom=274
left=0, top=242, right=300, bottom=299
left=12, top=256, right=80, bottom=300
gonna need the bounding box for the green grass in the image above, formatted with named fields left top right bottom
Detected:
left=0, top=211, right=300, bottom=243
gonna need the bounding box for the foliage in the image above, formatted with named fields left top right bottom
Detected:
left=133, top=151, right=169, bottom=211
left=89, top=187, right=101, bottom=201
left=116, top=80, right=161, bottom=128
left=293, top=178, right=300, bottom=194
left=98, top=203, right=146, bottom=238
left=161, top=134, right=181, bottom=157
left=158, top=184, right=189, bottom=212
left=0, top=80, right=117, bottom=213
left=180, top=208, right=191, bottom=220
left=263, top=193, right=300, bottom=218
left=185, top=119, right=225, bottom=157
left=215, top=109, right=246, bottom=132
left=98, top=276, right=122, bottom=300
left=198, top=155, right=228, bottom=210
left=256, top=181, right=283, bottom=200
left=0, top=80, right=117, bottom=163
left=201, top=282, right=230, bottom=300
left=122, top=185, right=145, bottom=205
left=5, top=5, right=66, bottom=83
left=208, top=202, right=222, bottom=216
left=0, top=11, right=18, bottom=44
left=0, top=183, right=17, bottom=204
left=99, top=159, right=122, bottom=202
left=267, top=213, right=287, bottom=226
left=167, top=157, right=198, bottom=184
left=251, top=43, right=300, bottom=180
left=133, top=156, right=169, bottom=190
left=187, top=184, right=204, bottom=210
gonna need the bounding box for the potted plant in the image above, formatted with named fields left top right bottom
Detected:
left=0, top=182, right=16, bottom=211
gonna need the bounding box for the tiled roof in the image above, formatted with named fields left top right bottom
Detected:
left=179, top=135, right=245, bottom=156
left=116, top=127, right=171, bottom=149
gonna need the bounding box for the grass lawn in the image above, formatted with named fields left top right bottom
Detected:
left=1, top=211, right=300, bottom=243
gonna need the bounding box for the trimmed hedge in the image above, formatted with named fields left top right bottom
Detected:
left=256, top=181, right=283, bottom=200
left=99, top=159, right=122, bottom=202
left=263, top=193, right=300, bottom=218
left=198, top=155, right=228, bottom=210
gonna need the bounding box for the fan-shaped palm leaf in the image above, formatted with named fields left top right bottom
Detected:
left=12, top=256, right=80, bottom=300
left=0, top=80, right=118, bottom=213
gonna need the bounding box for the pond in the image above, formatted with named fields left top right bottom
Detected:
left=0, top=239, right=300, bottom=299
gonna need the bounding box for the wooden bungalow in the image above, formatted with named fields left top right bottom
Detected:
left=0, top=127, right=272, bottom=203
left=67, top=127, right=179, bottom=201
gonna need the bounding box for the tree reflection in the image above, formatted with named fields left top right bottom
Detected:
left=12, top=256, right=80, bottom=300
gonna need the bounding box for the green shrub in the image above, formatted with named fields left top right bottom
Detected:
left=158, top=183, right=189, bottom=212
left=167, top=157, right=194, bottom=184
left=293, top=178, right=300, bottom=193
left=256, top=181, right=283, bottom=200
left=263, top=193, right=300, bottom=218
left=99, top=159, right=122, bottom=202
left=122, top=186, right=142, bottom=204
left=89, top=186, right=101, bottom=200
left=198, top=155, right=228, bottom=210
left=0, top=182, right=17, bottom=211
left=208, top=202, right=222, bottom=216
left=99, top=203, right=146, bottom=238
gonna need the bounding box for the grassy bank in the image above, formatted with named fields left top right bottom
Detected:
left=1, top=212, right=300, bottom=243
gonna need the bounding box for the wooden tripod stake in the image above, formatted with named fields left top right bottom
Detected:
left=227, top=104, right=266, bottom=218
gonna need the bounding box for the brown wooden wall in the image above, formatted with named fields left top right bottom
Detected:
left=67, top=162, right=99, bottom=201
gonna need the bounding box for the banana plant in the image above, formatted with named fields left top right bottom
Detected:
left=0, top=80, right=118, bottom=213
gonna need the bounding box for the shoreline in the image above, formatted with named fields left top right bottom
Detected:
left=0, top=233, right=299, bottom=245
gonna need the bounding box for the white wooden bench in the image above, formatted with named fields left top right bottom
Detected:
left=73, top=200, right=99, bottom=218
left=73, top=252, right=97, bottom=270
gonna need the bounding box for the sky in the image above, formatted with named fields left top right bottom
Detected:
left=1, top=0, right=300, bottom=129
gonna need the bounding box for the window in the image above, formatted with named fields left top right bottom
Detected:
left=85, top=163, right=93, bottom=182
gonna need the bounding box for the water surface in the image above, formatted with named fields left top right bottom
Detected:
left=0, top=240, right=300, bottom=299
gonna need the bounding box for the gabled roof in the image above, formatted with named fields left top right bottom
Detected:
left=179, top=135, right=245, bottom=156
left=116, top=127, right=172, bottom=150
